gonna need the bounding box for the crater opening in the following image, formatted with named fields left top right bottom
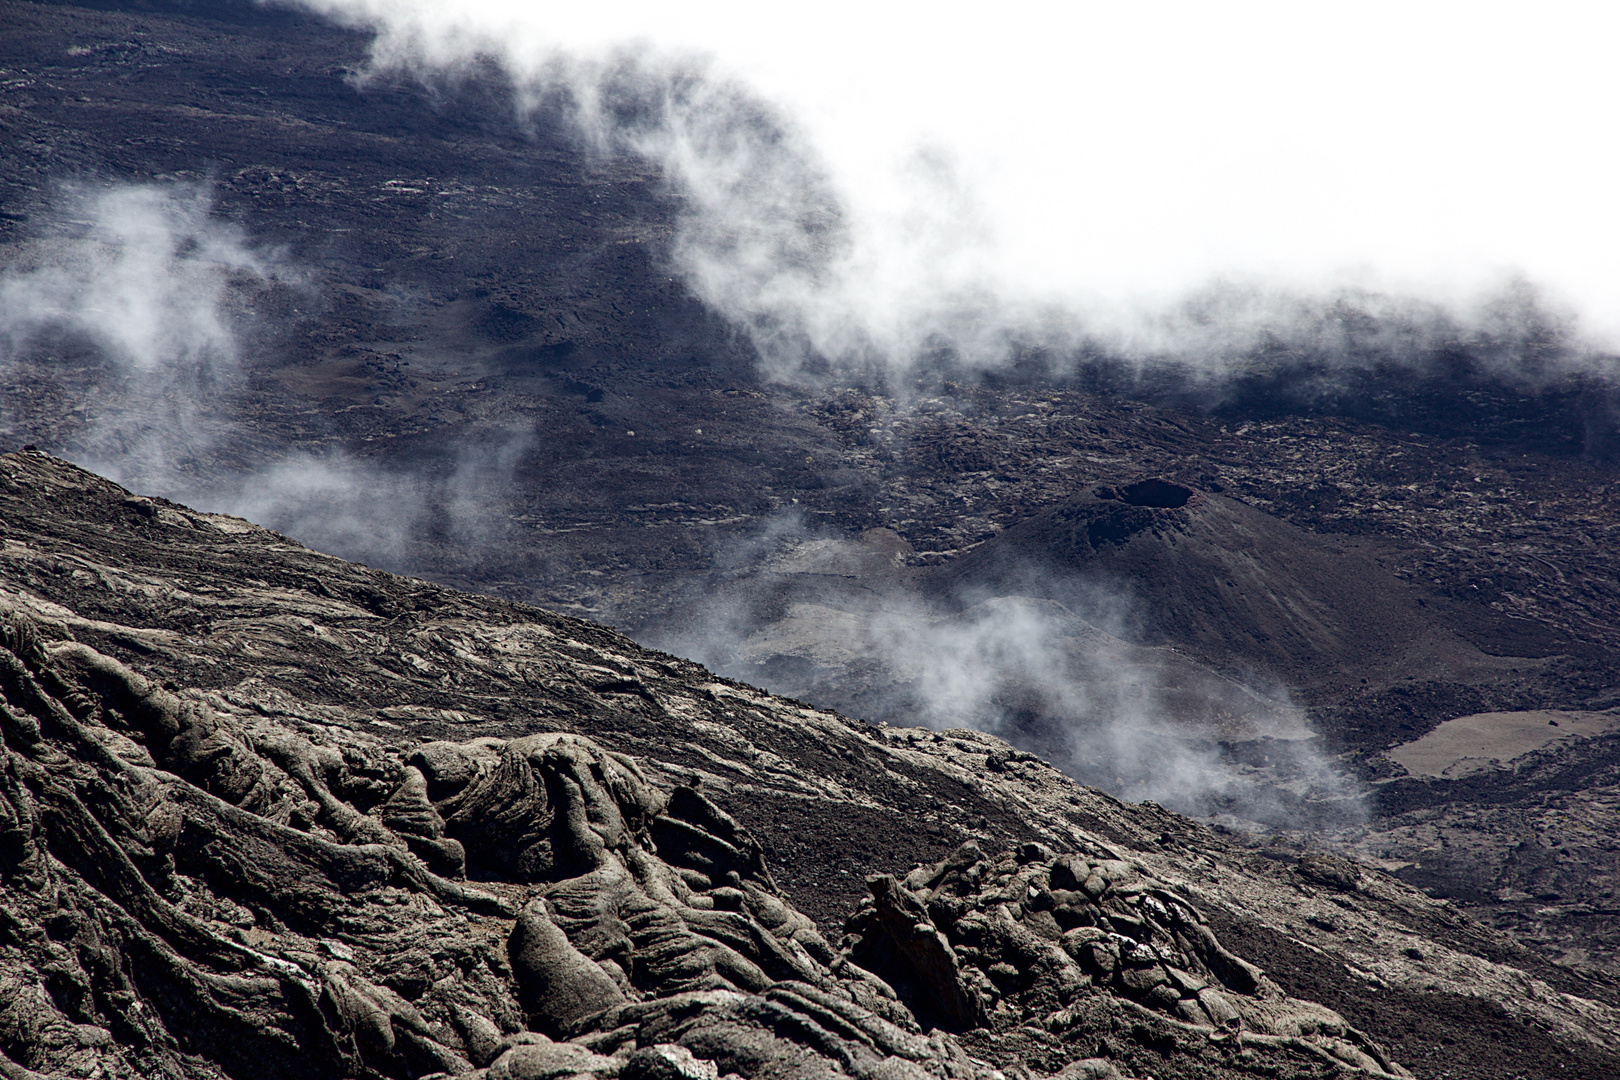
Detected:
left=1118, top=479, right=1195, bottom=508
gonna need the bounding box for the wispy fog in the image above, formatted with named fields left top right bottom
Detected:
left=185, top=427, right=535, bottom=572
left=1, top=183, right=443, bottom=569
left=200, top=451, right=425, bottom=566
left=288, top=0, right=1620, bottom=383
left=643, top=512, right=1362, bottom=828
left=0, top=184, right=269, bottom=374
left=0, top=184, right=282, bottom=485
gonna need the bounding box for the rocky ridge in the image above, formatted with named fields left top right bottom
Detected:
left=3, top=451, right=1620, bottom=1079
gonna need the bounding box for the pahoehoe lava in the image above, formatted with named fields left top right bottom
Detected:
left=4, top=449, right=1620, bottom=1080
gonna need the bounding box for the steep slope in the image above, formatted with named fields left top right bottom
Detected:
left=5, top=0, right=1620, bottom=1049
left=5, top=0, right=1619, bottom=661
left=930, top=481, right=1497, bottom=699
left=3, top=450, right=1620, bottom=1080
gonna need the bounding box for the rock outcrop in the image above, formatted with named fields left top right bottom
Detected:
left=846, top=843, right=1406, bottom=1076
left=0, top=622, right=971, bottom=1079
left=1, top=614, right=1405, bottom=1080
left=2, top=451, right=1619, bottom=1080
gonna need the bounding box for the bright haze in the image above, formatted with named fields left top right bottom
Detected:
left=294, top=0, right=1620, bottom=364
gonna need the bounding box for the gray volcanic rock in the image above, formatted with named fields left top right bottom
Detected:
left=0, top=634, right=939, bottom=1079
left=3, top=452, right=1620, bottom=1080
left=845, top=845, right=1407, bottom=1076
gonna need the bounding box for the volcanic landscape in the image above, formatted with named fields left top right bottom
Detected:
left=2, top=2, right=1619, bottom=1079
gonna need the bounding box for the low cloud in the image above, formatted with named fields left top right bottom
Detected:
left=0, top=183, right=287, bottom=488
left=283, top=0, right=1620, bottom=393
left=645, top=512, right=1363, bottom=828
left=0, top=182, right=271, bottom=374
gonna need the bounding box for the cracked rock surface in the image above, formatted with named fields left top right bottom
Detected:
left=3, top=452, right=1620, bottom=1079
left=5, top=0, right=1620, bottom=995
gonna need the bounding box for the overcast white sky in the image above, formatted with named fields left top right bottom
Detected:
left=299, top=0, right=1620, bottom=348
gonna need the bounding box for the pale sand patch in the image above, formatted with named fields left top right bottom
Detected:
left=1388, top=710, right=1620, bottom=778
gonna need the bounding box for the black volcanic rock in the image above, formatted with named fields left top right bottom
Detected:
left=2, top=452, right=1620, bottom=1080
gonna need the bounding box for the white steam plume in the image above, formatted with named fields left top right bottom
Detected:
left=0, top=183, right=265, bottom=374
left=201, top=451, right=426, bottom=567
left=0, top=183, right=283, bottom=486
left=285, top=0, right=1620, bottom=381
left=0, top=183, right=424, bottom=566
left=646, top=514, right=1361, bottom=826
left=188, top=428, right=538, bottom=574
left=863, top=594, right=1357, bottom=824
left=0, top=183, right=548, bottom=573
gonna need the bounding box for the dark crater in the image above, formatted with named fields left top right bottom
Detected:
left=1097, top=478, right=1198, bottom=508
